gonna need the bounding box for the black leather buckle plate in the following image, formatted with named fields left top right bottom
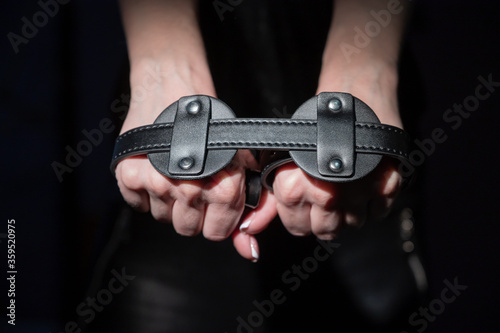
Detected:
left=111, top=92, right=412, bottom=199
left=316, top=92, right=355, bottom=177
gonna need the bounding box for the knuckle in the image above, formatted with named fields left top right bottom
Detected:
left=119, top=163, right=142, bottom=190
left=178, top=184, right=203, bottom=202
left=148, top=172, right=171, bottom=196
left=210, top=176, right=242, bottom=205
left=275, top=173, right=305, bottom=206
left=310, top=190, right=334, bottom=208
left=213, top=186, right=240, bottom=205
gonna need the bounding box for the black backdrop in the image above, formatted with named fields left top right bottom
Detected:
left=1, top=0, right=499, bottom=332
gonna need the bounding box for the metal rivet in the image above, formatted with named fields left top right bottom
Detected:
left=328, top=98, right=342, bottom=112
left=186, top=101, right=200, bottom=114
left=179, top=157, right=194, bottom=170
left=329, top=158, right=343, bottom=172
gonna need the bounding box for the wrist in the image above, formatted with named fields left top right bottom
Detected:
left=121, top=56, right=215, bottom=134
left=120, top=0, right=214, bottom=101
left=317, top=60, right=402, bottom=128
left=129, top=55, right=215, bottom=95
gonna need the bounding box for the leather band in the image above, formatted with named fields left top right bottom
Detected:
left=110, top=93, right=413, bottom=205
left=111, top=120, right=408, bottom=167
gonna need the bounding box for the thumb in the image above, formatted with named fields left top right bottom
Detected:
left=232, top=229, right=260, bottom=262
left=231, top=189, right=277, bottom=262
left=239, top=188, right=278, bottom=235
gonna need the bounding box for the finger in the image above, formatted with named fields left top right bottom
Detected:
left=367, top=158, right=402, bottom=221
left=235, top=149, right=259, bottom=170
left=232, top=229, right=260, bottom=262
left=171, top=199, right=205, bottom=236
left=171, top=181, right=205, bottom=236
left=344, top=203, right=368, bottom=227
left=115, top=157, right=151, bottom=212
left=119, top=183, right=150, bottom=212
left=374, top=158, right=403, bottom=197
left=273, top=165, right=312, bottom=236
left=240, top=189, right=278, bottom=235
left=202, top=168, right=246, bottom=241
left=149, top=194, right=174, bottom=222
left=304, top=176, right=337, bottom=209
left=310, top=204, right=342, bottom=240
left=277, top=203, right=312, bottom=236
left=381, top=168, right=402, bottom=197
left=203, top=201, right=244, bottom=241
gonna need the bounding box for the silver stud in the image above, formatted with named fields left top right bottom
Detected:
left=186, top=101, right=201, bottom=114
left=328, top=98, right=342, bottom=112
left=329, top=158, right=343, bottom=172
left=179, top=157, right=194, bottom=170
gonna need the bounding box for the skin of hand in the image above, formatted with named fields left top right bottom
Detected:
left=234, top=0, right=410, bottom=259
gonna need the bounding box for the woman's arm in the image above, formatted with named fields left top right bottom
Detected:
left=116, top=0, right=259, bottom=261
left=243, top=0, right=411, bottom=240
left=118, top=0, right=216, bottom=133
left=318, top=0, right=410, bottom=127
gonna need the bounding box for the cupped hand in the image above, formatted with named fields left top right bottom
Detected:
left=116, top=149, right=258, bottom=241
left=235, top=62, right=406, bottom=254
left=114, top=59, right=258, bottom=257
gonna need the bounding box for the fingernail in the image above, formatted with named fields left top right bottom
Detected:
left=250, top=237, right=259, bottom=263
left=240, top=212, right=255, bottom=232
left=383, top=170, right=401, bottom=197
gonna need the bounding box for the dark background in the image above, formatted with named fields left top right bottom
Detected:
left=1, top=0, right=499, bottom=332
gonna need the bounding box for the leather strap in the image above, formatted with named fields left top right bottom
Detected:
left=110, top=93, right=413, bottom=205
left=111, top=119, right=408, bottom=155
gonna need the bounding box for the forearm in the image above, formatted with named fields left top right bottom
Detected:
left=318, top=0, right=411, bottom=127
left=119, top=0, right=215, bottom=131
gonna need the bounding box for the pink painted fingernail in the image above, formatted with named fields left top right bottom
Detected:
left=239, top=212, right=255, bottom=232
left=250, top=237, right=259, bottom=263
